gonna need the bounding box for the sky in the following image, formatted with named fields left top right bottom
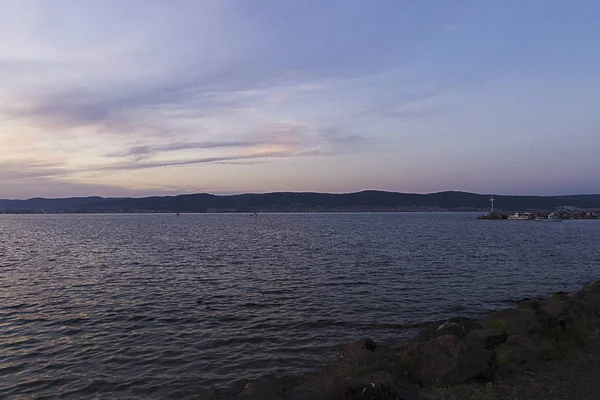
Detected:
left=1, top=0, right=599, bottom=199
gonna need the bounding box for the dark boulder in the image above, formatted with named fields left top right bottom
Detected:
left=237, top=375, right=286, bottom=399
left=403, top=334, right=492, bottom=385
left=417, top=318, right=486, bottom=341
left=541, top=298, right=564, bottom=317
left=506, top=310, right=557, bottom=335
left=466, top=329, right=507, bottom=349
left=342, top=372, right=422, bottom=400
left=346, top=338, right=377, bottom=353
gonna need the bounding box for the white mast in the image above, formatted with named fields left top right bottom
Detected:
left=490, top=195, right=495, bottom=214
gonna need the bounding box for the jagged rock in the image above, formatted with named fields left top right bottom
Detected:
left=506, top=334, right=549, bottom=351
left=344, top=338, right=387, bottom=366
left=346, top=338, right=378, bottom=353
left=506, top=310, right=556, bottom=335
left=390, top=339, right=414, bottom=353
left=239, top=376, right=284, bottom=399
left=342, top=372, right=422, bottom=400
left=494, top=364, right=513, bottom=380
left=584, top=281, right=600, bottom=293
left=288, top=386, right=329, bottom=400
left=562, top=300, right=600, bottom=318
left=517, top=299, right=541, bottom=311
left=501, top=334, right=551, bottom=368
left=403, top=334, right=492, bottom=385
left=506, top=311, right=537, bottom=335
left=541, top=298, right=564, bottom=317
left=197, top=387, right=222, bottom=400
left=279, top=376, right=301, bottom=392
left=197, top=381, right=250, bottom=400
left=417, top=318, right=485, bottom=341
left=466, top=329, right=507, bottom=349
left=517, top=297, right=532, bottom=303
left=507, top=346, right=540, bottom=365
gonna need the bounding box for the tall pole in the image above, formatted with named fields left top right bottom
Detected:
left=490, top=196, right=495, bottom=214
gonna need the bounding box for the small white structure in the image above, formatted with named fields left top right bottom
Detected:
left=489, top=195, right=495, bottom=215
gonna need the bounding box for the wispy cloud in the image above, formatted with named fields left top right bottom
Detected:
left=88, top=150, right=294, bottom=172
left=106, top=140, right=262, bottom=160
left=95, top=120, right=367, bottom=167
left=0, top=160, right=71, bottom=181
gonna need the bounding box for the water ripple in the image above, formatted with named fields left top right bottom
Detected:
left=1, top=213, right=599, bottom=399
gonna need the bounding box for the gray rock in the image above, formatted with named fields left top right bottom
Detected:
left=494, top=364, right=512, bottom=380
left=417, top=317, right=486, bottom=341
left=239, top=376, right=284, bottom=399
left=288, top=386, right=329, bottom=400
left=508, top=346, right=540, bottom=365
left=343, top=338, right=387, bottom=367
left=197, top=387, right=222, bottom=400
left=466, top=329, right=507, bottom=349
left=403, top=334, right=492, bottom=385
left=542, top=298, right=564, bottom=317
left=342, top=372, right=422, bottom=400
left=197, top=379, right=252, bottom=400
left=506, top=334, right=550, bottom=351
left=517, top=299, right=541, bottom=311
left=506, top=310, right=556, bottom=335
left=346, top=338, right=377, bottom=353
left=563, top=299, right=600, bottom=318
left=506, top=310, right=538, bottom=335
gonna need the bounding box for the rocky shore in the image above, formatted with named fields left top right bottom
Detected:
left=198, top=280, right=600, bottom=400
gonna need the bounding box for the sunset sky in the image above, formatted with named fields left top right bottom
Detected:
left=1, top=0, right=599, bottom=199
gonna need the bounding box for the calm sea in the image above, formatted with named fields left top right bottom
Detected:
left=1, top=213, right=599, bottom=398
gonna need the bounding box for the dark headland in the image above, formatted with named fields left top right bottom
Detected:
left=2, top=191, right=600, bottom=214
left=199, top=280, right=600, bottom=400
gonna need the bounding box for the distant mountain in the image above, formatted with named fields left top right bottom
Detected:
left=2, top=191, right=600, bottom=213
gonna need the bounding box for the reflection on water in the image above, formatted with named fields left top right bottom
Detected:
left=1, top=213, right=599, bottom=398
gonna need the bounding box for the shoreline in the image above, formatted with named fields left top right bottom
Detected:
left=478, top=211, right=600, bottom=220
left=199, top=279, right=600, bottom=400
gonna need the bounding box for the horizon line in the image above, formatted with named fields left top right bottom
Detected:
left=2, top=189, right=600, bottom=202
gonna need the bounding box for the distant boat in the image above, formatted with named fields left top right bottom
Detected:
left=508, top=212, right=534, bottom=220
left=249, top=212, right=258, bottom=217
left=535, top=212, right=562, bottom=222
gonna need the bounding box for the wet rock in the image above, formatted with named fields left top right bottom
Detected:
left=279, top=376, right=301, bottom=393
left=466, top=329, right=507, bottom=349
left=480, top=308, right=519, bottom=329
left=506, top=311, right=537, bottom=335
left=239, top=376, right=284, bottom=399
left=344, top=338, right=387, bottom=366
left=584, top=281, right=600, bottom=293
left=390, top=339, right=414, bottom=354
left=343, top=372, right=422, bottom=400
left=347, top=338, right=377, bottom=353
left=197, top=381, right=251, bottom=400
left=403, top=334, right=492, bottom=385
left=506, top=310, right=556, bottom=335
left=197, top=387, right=221, bottom=400
left=417, top=318, right=485, bottom=341
left=517, top=299, right=541, bottom=311
left=541, top=298, right=564, bottom=317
